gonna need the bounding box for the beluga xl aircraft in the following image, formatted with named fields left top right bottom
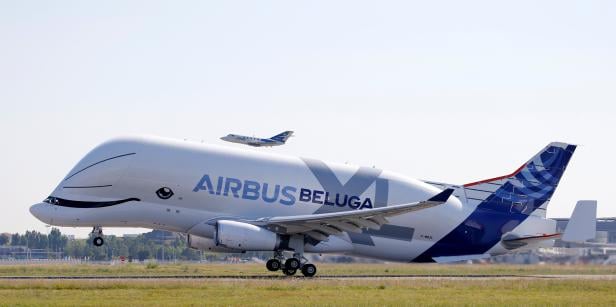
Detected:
left=220, top=131, right=293, bottom=147
left=30, top=136, right=595, bottom=277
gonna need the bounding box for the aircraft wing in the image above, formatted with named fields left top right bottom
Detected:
left=249, top=189, right=454, bottom=241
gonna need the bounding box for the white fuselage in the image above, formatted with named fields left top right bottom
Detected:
left=30, top=136, right=556, bottom=262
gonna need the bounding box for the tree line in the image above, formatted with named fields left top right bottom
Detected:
left=0, top=229, right=260, bottom=262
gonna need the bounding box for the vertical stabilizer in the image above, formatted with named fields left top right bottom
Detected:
left=270, top=131, right=294, bottom=143
left=463, top=142, right=577, bottom=217
left=562, top=200, right=597, bottom=242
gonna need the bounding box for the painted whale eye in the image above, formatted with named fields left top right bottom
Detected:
left=156, top=187, right=174, bottom=200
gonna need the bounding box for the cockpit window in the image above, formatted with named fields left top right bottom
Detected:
left=43, top=197, right=59, bottom=205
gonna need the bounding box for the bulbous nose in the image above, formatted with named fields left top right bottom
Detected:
left=30, top=202, right=52, bottom=224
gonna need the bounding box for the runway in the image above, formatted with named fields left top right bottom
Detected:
left=2, top=274, right=615, bottom=280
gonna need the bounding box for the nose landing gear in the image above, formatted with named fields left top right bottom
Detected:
left=93, top=236, right=104, bottom=247
left=91, top=226, right=104, bottom=247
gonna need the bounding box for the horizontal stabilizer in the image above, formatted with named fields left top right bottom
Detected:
left=501, top=233, right=561, bottom=250
left=562, top=200, right=597, bottom=243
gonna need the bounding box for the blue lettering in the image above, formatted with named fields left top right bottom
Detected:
left=242, top=180, right=260, bottom=200
left=299, top=188, right=312, bottom=202
left=223, top=178, right=242, bottom=198
left=324, top=192, right=335, bottom=206
left=262, top=183, right=280, bottom=203
left=360, top=198, right=373, bottom=209
left=215, top=176, right=224, bottom=195
left=348, top=196, right=361, bottom=209
left=193, top=174, right=214, bottom=194
left=335, top=194, right=348, bottom=207
left=194, top=174, right=373, bottom=210
left=280, top=186, right=296, bottom=206
left=312, top=190, right=324, bottom=204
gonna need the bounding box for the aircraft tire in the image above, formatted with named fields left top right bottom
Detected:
left=282, top=268, right=296, bottom=276
left=266, top=259, right=281, bottom=271
left=93, top=237, right=104, bottom=247
left=285, top=258, right=300, bottom=270
left=301, top=264, right=317, bottom=277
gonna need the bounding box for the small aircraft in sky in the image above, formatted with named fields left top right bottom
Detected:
left=220, top=131, right=293, bottom=147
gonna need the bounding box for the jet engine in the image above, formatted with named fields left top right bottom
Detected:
left=215, top=220, right=283, bottom=251
left=187, top=234, right=240, bottom=253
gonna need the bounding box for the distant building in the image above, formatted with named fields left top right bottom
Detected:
left=122, top=230, right=179, bottom=241
left=0, top=246, right=28, bottom=259
left=554, top=217, right=616, bottom=246
left=144, top=230, right=180, bottom=242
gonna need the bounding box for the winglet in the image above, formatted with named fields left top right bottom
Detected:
left=428, top=188, right=455, bottom=203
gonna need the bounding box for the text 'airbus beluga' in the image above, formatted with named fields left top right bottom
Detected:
left=30, top=136, right=592, bottom=276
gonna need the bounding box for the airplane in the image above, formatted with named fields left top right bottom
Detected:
left=30, top=136, right=594, bottom=277
left=220, top=131, right=293, bottom=147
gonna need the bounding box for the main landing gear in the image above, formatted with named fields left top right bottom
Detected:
left=266, top=251, right=317, bottom=277
left=92, top=226, right=104, bottom=247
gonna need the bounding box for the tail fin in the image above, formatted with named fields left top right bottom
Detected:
left=463, top=142, right=577, bottom=217
left=270, top=131, right=293, bottom=143
left=562, top=200, right=597, bottom=242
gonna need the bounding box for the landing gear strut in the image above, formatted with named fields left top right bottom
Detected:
left=92, top=226, right=104, bottom=247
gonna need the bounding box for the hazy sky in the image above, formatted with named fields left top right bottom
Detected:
left=1, top=1, right=614, bottom=237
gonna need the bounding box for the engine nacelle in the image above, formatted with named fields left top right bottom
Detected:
left=187, top=234, right=241, bottom=253
left=216, top=220, right=282, bottom=251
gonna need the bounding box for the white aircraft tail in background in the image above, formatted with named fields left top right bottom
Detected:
left=562, top=200, right=597, bottom=243
left=221, top=131, right=293, bottom=147
left=497, top=200, right=597, bottom=254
